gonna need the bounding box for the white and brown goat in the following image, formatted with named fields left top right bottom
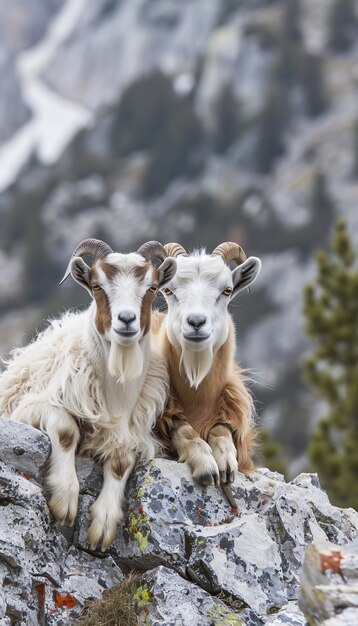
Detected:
left=0, top=239, right=176, bottom=550
left=153, top=242, right=261, bottom=495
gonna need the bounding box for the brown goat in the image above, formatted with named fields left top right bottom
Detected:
left=153, top=242, right=261, bottom=491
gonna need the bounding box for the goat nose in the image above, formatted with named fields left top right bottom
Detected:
left=187, top=314, right=207, bottom=329
left=118, top=310, right=136, bottom=325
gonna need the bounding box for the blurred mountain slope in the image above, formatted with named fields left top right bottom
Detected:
left=0, top=0, right=61, bottom=142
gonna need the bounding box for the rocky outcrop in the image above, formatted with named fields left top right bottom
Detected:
left=299, top=541, right=358, bottom=626
left=108, top=459, right=358, bottom=613
left=1, top=416, right=358, bottom=624
left=134, top=566, right=262, bottom=626
left=0, top=417, right=123, bottom=625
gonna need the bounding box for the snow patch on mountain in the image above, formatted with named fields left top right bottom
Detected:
left=0, top=0, right=92, bottom=192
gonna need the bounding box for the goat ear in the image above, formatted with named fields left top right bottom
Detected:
left=157, top=258, right=177, bottom=288
left=231, top=256, right=261, bottom=297
left=70, top=257, right=92, bottom=294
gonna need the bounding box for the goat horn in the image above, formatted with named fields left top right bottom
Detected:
left=59, top=238, right=113, bottom=285
left=164, top=243, right=188, bottom=257
left=211, top=242, right=247, bottom=266
left=137, top=241, right=167, bottom=263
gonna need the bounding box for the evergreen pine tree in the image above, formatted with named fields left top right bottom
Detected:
left=303, top=220, right=358, bottom=509
left=258, top=431, right=287, bottom=476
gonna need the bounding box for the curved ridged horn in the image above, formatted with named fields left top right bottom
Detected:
left=136, top=241, right=167, bottom=263
left=164, top=243, right=188, bottom=258
left=211, top=242, right=247, bottom=266
left=59, top=238, right=113, bottom=285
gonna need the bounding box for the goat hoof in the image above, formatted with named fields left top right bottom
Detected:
left=88, top=525, right=101, bottom=551
left=88, top=512, right=120, bottom=552
left=197, top=472, right=219, bottom=487
left=48, top=494, right=78, bottom=528
left=220, top=468, right=235, bottom=485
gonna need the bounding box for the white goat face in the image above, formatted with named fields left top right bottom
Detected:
left=70, top=252, right=176, bottom=346
left=162, top=252, right=261, bottom=353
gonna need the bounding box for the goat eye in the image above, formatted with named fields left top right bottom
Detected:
left=223, top=287, right=232, bottom=297
left=148, top=285, right=157, bottom=293
left=92, top=284, right=101, bottom=291
left=164, top=288, right=173, bottom=296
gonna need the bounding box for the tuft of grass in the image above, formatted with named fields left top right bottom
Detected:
left=76, top=572, right=141, bottom=626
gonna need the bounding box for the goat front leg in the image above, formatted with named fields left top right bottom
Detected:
left=88, top=449, right=135, bottom=552
left=12, top=399, right=80, bottom=526
left=170, top=417, right=220, bottom=487
left=208, top=424, right=237, bottom=485
left=208, top=378, right=255, bottom=483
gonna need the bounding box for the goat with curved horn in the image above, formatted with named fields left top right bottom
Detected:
left=59, top=238, right=113, bottom=285
left=164, top=243, right=188, bottom=258
left=137, top=241, right=178, bottom=291
left=211, top=242, right=247, bottom=266
left=136, top=241, right=167, bottom=262
left=0, top=238, right=178, bottom=552
left=153, top=241, right=262, bottom=511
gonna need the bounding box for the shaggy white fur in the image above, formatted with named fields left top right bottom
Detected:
left=0, top=246, right=176, bottom=551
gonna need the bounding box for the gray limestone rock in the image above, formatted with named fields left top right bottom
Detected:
left=0, top=415, right=50, bottom=481
left=112, top=460, right=358, bottom=617
left=112, top=457, right=242, bottom=572
left=1, top=419, right=358, bottom=625
left=186, top=513, right=285, bottom=614
left=0, top=459, right=123, bottom=624
left=299, top=540, right=358, bottom=626
left=135, top=565, right=263, bottom=626
left=264, top=602, right=307, bottom=625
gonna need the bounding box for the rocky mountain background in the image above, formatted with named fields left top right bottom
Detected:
left=0, top=0, right=358, bottom=472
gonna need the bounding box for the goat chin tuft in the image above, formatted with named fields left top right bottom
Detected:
left=108, top=341, right=144, bottom=383
left=179, top=345, right=213, bottom=389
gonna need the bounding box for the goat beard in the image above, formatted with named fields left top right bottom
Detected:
left=180, top=345, right=213, bottom=389
left=108, top=341, right=143, bottom=383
